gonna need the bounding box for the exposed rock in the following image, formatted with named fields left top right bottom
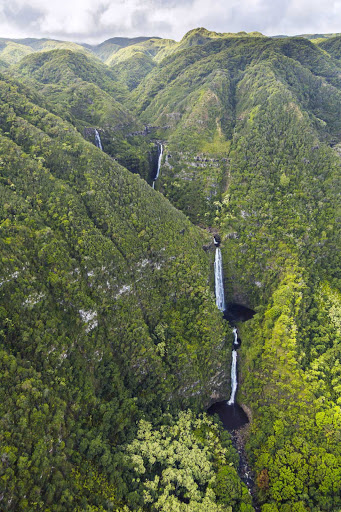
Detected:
left=240, top=403, right=253, bottom=423
left=213, top=234, right=221, bottom=246
left=206, top=367, right=229, bottom=406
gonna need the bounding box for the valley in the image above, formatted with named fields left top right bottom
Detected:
left=0, top=27, right=340, bottom=512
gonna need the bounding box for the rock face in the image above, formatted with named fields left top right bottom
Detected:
left=240, top=403, right=253, bottom=423
left=127, top=125, right=171, bottom=137
left=213, top=234, right=221, bottom=246
left=207, top=367, right=229, bottom=406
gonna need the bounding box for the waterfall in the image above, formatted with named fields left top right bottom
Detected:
left=95, top=129, right=103, bottom=151
left=214, top=248, right=225, bottom=312
left=152, top=143, right=163, bottom=188
left=214, top=245, right=238, bottom=406
left=210, top=243, right=254, bottom=502
left=155, top=143, right=163, bottom=180
left=228, top=350, right=238, bottom=405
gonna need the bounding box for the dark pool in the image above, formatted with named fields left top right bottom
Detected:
left=224, top=303, right=255, bottom=324
left=207, top=401, right=249, bottom=431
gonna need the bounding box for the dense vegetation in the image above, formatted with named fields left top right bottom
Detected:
left=0, top=70, right=232, bottom=510
left=0, top=27, right=341, bottom=511
left=8, top=50, right=158, bottom=182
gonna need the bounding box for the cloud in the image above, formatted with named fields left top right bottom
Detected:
left=0, top=0, right=340, bottom=43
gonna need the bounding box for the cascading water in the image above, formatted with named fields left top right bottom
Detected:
left=228, top=350, right=238, bottom=405
left=214, top=248, right=225, bottom=312
left=233, top=327, right=238, bottom=346
left=95, top=129, right=103, bottom=151
left=210, top=244, right=257, bottom=508
left=214, top=246, right=238, bottom=405
left=152, top=143, right=163, bottom=189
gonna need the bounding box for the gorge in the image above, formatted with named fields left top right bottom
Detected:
left=210, top=238, right=252, bottom=429
left=209, top=239, right=257, bottom=506
left=0, top=27, right=340, bottom=512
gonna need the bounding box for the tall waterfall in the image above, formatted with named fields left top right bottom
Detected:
left=95, top=129, right=103, bottom=151
left=214, top=248, right=225, bottom=312
left=152, top=143, right=163, bottom=189
left=214, top=245, right=239, bottom=406
left=228, top=350, right=238, bottom=405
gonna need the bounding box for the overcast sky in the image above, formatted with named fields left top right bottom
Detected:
left=0, top=0, right=341, bottom=44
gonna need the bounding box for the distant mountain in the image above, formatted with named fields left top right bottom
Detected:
left=0, top=37, right=92, bottom=65
left=90, top=35, right=161, bottom=62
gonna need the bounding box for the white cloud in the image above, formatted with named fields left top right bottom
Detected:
left=0, top=0, right=341, bottom=43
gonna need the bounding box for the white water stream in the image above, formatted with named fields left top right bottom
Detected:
left=95, top=129, right=103, bottom=151
left=152, top=143, right=163, bottom=189
left=228, top=350, right=238, bottom=405
left=212, top=246, right=255, bottom=504
left=214, top=248, right=225, bottom=312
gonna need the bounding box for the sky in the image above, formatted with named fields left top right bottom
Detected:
left=0, top=0, right=341, bottom=44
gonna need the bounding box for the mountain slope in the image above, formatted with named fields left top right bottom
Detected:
left=90, top=36, right=162, bottom=62
left=11, top=49, right=127, bottom=98
left=317, top=35, right=341, bottom=61
left=130, top=36, right=341, bottom=222
left=0, top=73, right=232, bottom=510
left=9, top=50, right=158, bottom=181
left=128, top=33, right=341, bottom=511
left=0, top=37, right=92, bottom=65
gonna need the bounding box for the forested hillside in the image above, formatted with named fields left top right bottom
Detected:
left=0, top=28, right=341, bottom=512
left=9, top=50, right=157, bottom=181
left=0, top=71, right=249, bottom=510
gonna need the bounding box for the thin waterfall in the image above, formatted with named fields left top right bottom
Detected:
left=152, top=143, right=163, bottom=188
left=228, top=350, right=238, bottom=405
left=214, top=248, right=225, bottom=312
left=95, top=129, right=103, bottom=151
left=155, top=143, right=163, bottom=180
left=233, top=327, right=238, bottom=345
